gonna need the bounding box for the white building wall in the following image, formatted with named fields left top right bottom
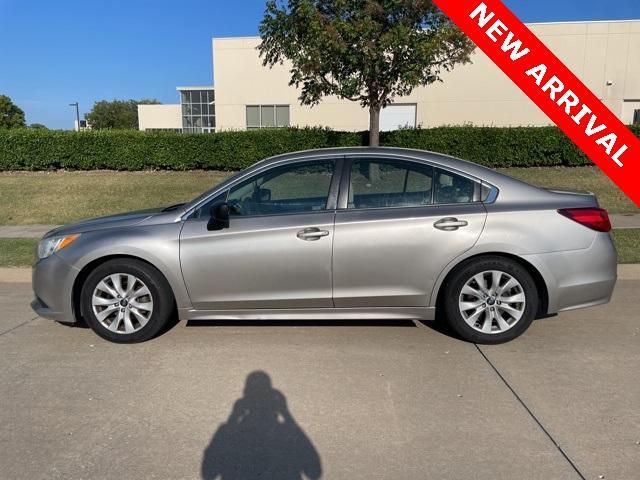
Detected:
left=138, top=104, right=183, bottom=131
left=212, top=20, right=640, bottom=131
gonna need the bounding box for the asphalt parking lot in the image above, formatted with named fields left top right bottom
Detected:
left=1, top=281, right=638, bottom=480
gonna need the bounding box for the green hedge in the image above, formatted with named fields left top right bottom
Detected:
left=0, top=125, right=638, bottom=171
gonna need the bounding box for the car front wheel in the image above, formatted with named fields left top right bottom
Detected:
left=81, top=259, right=174, bottom=343
left=443, top=256, right=538, bottom=344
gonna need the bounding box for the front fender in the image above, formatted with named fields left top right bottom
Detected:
left=56, top=222, right=193, bottom=312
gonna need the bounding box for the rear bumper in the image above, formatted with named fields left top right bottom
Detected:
left=31, top=253, right=79, bottom=322
left=523, top=233, right=617, bottom=314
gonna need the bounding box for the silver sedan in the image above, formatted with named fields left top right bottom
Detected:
left=31, top=147, right=617, bottom=344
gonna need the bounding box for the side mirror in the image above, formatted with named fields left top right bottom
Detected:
left=207, top=202, right=230, bottom=231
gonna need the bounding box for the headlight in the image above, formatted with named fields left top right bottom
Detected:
left=37, top=234, right=80, bottom=260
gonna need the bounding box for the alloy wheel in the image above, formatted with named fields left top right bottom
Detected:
left=458, top=270, right=526, bottom=334
left=91, top=273, right=154, bottom=334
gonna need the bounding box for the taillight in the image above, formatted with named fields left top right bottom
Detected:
left=558, top=207, right=611, bottom=232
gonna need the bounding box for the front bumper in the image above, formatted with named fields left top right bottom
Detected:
left=523, top=232, right=617, bottom=314
left=31, top=253, right=79, bottom=322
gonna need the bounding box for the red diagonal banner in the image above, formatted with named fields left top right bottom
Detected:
left=433, top=0, right=640, bottom=207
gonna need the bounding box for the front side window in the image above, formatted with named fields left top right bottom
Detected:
left=634, top=109, right=640, bottom=125
left=348, top=159, right=433, bottom=209
left=246, top=105, right=290, bottom=129
left=433, top=169, right=476, bottom=204
left=226, top=160, right=335, bottom=216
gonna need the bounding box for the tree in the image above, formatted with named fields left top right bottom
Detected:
left=0, top=94, right=26, bottom=129
left=29, top=123, right=48, bottom=129
left=259, top=0, right=474, bottom=146
left=86, top=99, right=161, bottom=130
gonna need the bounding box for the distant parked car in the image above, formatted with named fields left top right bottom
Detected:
left=32, top=148, right=617, bottom=344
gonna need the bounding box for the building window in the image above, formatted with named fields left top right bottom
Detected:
left=634, top=109, right=640, bottom=125
left=246, top=105, right=290, bottom=129
left=180, top=89, right=215, bottom=133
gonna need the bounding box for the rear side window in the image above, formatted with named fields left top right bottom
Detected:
left=433, top=169, right=476, bottom=204
left=348, top=159, right=433, bottom=209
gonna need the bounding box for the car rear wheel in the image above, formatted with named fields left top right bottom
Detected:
left=443, top=256, right=538, bottom=344
left=81, top=259, right=174, bottom=343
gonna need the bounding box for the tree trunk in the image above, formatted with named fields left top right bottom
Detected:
left=368, top=105, right=381, bottom=147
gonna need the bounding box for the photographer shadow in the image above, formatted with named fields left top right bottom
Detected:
left=201, top=371, right=322, bottom=480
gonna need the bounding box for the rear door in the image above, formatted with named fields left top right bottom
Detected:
left=332, top=156, right=487, bottom=307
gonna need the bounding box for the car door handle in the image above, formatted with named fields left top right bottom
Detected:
left=297, top=227, right=330, bottom=241
left=434, top=217, right=469, bottom=231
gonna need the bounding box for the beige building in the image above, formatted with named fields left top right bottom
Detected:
left=138, top=20, right=640, bottom=133
left=137, top=104, right=182, bottom=131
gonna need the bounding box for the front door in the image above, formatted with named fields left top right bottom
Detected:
left=332, top=157, right=487, bottom=307
left=180, top=158, right=340, bottom=311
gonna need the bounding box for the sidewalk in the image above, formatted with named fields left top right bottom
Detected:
left=0, top=214, right=639, bottom=238
left=0, top=225, right=58, bottom=238
left=609, top=213, right=640, bottom=229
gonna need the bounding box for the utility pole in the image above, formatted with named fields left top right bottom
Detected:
left=69, top=102, right=81, bottom=131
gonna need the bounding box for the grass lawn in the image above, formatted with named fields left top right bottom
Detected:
left=2, top=230, right=638, bottom=267
left=611, top=229, right=640, bottom=264
left=0, top=238, right=38, bottom=267
left=0, top=167, right=637, bottom=226
left=0, top=170, right=230, bottom=225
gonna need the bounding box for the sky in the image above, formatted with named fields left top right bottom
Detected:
left=0, top=0, right=638, bottom=129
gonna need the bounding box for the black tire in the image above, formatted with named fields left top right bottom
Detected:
left=442, top=256, right=538, bottom=344
left=81, top=259, right=175, bottom=343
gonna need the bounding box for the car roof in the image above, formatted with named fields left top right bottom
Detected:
left=257, top=146, right=545, bottom=197
left=258, top=146, right=496, bottom=178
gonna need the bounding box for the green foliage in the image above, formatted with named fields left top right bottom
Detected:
left=0, top=126, right=638, bottom=171
left=28, top=123, right=48, bottom=129
left=85, top=99, right=161, bottom=130
left=259, top=0, right=474, bottom=144
left=0, top=94, right=26, bottom=129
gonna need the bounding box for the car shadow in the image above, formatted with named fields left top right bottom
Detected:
left=55, top=308, right=182, bottom=335
left=201, top=371, right=322, bottom=480
left=417, top=313, right=561, bottom=341
left=186, top=319, right=417, bottom=328
left=416, top=318, right=459, bottom=338
left=57, top=320, right=89, bottom=329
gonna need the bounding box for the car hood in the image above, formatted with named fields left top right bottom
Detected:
left=43, top=206, right=176, bottom=238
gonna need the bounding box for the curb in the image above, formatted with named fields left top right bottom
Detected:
left=0, top=268, right=31, bottom=283
left=2, top=265, right=640, bottom=284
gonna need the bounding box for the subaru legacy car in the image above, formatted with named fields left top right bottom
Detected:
left=32, top=148, right=617, bottom=344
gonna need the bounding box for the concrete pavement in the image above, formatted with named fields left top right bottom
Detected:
left=1, top=281, right=639, bottom=479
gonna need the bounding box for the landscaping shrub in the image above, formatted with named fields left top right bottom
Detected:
left=0, top=125, right=637, bottom=171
